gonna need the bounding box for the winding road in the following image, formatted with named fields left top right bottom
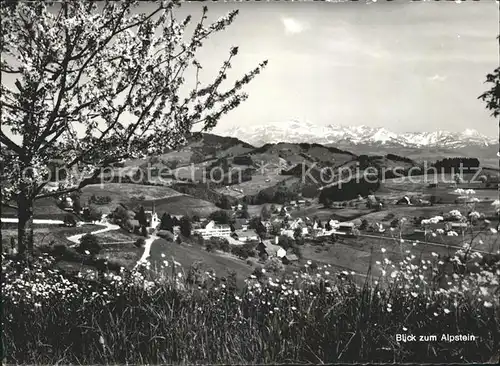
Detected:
left=67, top=222, right=121, bottom=247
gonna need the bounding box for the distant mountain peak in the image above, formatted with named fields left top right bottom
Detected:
left=216, top=122, right=496, bottom=148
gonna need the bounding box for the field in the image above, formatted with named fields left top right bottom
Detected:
left=147, top=195, right=219, bottom=217
left=81, top=183, right=183, bottom=208
left=97, top=242, right=144, bottom=269
left=214, top=173, right=292, bottom=198
left=148, top=238, right=254, bottom=286
left=1, top=198, right=70, bottom=220
left=288, top=202, right=375, bottom=221
left=1, top=224, right=103, bottom=248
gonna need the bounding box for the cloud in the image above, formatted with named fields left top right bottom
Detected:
left=427, top=74, right=447, bottom=82
left=282, top=17, right=306, bottom=35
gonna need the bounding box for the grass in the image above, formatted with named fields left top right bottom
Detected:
left=1, top=197, right=70, bottom=220
left=214, top=171, right=292, bottom=198
left=148, top=238, right=254, bottom=287
left=2, top=252, right=499, bottom=364
left=93, top=230, right=141, bottom=244
left=149, top=195, right=219, bottom=217
left=1, top=224, right=103, bottom=248
left=81, top=183, right=182, bottom=209
left=97, top=242, right=144, bottom=269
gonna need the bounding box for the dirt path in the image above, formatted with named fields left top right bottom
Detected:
left=134, top=234, right=159, bottom=268
left=67, top=222, right=121, bottom=247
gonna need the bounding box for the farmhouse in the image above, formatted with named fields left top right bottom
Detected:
left=232, top=218, right=249, bottom=231
left=333, top=222, right=358, bottom=237
left=194, top=220, right=231, bottom=239
left=232, top=230, right=259, bottom=242
left=281, top=253, right=299, bottom=265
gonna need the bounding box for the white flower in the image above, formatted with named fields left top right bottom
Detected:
left=431, top=252, right=438, bottom=257
left=381, top=248, right=386, bottom=253
left=483, top=301, right=493, bottom=308
left=411, top=292, right=418, bottom=298
left=443, top=308, right=450, bottom=314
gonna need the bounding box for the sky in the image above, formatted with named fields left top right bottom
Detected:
left=2, top=0, right=499, bottom=141
left=171, top=0, right=499, bottom=136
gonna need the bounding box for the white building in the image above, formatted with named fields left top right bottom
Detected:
left=145, top=210, right=160, bottom=229
left=194, top=220, right=231, bottom=239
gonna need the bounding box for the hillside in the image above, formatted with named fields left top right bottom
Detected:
left=124, top=133, right=254, bottom=169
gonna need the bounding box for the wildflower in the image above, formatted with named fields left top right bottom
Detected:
left=433, top=312, right=438, bottom=317
left=161, top=253, right=166, bottom=258
left=84, top=250, right=90, bottom=255
left=444, top=308, right=450, bottom=314
left=490, top=228, right=497, bottom=234
left=484, top=301, right=493, bottom=308
left=381, top=248, right=386, bottom=253
left=403, top=327, right=408, bottom=331
left=291, top=306, right=297, bottom=311
left=411, top=292, right=418, bottom=298
left=431, top=252, right=438, bottom=257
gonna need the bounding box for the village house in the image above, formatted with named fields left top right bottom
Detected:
left=232, top=230, right=259, bottom=242
left=230, top=203, right=244, bottom=211
left=194, top=220, right=232, bottom=239
left=232, top=218, right=249, bottom=231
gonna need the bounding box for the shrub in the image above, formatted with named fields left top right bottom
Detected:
left=230, top=243, right=256, bottom=259
left=134, top=238, right=146, bottom=248
left=179, top=216, right=192, bottom=237
left=52, top=243, right=68, bottom=257
left=77, top=234, right=101, bottom=256
left=63, top=214, right=77, bottom=227
left=208, top=210, right=231, bottom=224
left=264, top=257, right=284, bottom=274
left=89, top=194, right=112, bottom=205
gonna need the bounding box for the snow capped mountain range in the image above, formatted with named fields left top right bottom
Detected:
left=217, top=121, right=497, bottom=149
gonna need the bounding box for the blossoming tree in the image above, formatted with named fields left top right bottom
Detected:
left=477, top=35, right=500, bottom=181
left=0, top=0, right=267, bottom=258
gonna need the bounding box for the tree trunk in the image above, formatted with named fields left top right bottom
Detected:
left=17, top=189, right=35, bottom=259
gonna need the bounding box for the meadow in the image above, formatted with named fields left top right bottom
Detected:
left=2, top=246, right=499, bottom=364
